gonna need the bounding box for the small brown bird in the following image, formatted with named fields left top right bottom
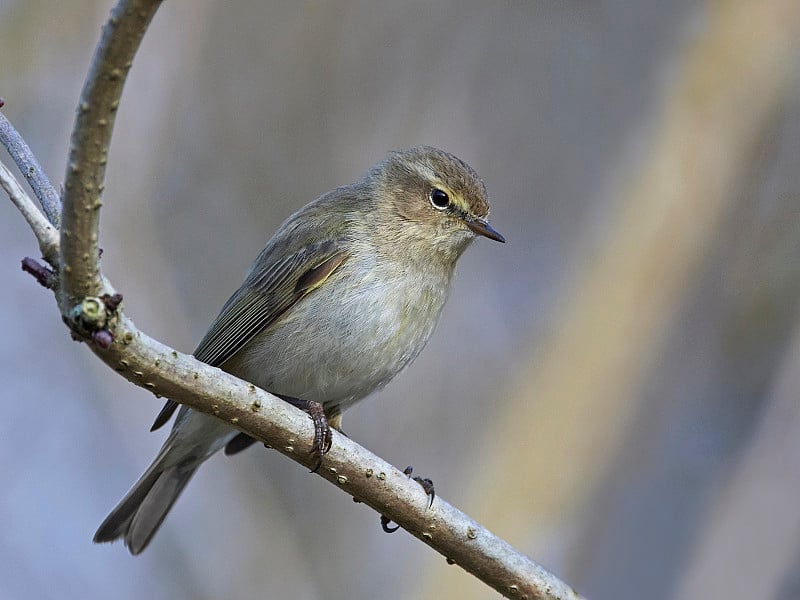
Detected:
left=94, top=146, right=504, bottom=554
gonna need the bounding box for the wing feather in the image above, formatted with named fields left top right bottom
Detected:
left=150, top=239, right=349, bottom=430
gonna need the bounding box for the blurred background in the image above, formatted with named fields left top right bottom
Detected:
left=2, top=1, right=800, bottom=599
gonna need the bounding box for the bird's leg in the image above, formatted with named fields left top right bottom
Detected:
left=224, top=394, right=336, bottom=467
left=403, top=465, right=436, bottom=508
left=277, top=393, right=332, bottom=472
left=380, top=465, right=436, bottom=533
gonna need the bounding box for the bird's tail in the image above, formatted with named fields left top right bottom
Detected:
left=93, top=448, right=200, bottom=555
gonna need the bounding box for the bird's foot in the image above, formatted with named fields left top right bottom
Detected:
left=403, top=465, right=436, bottom=508
left=381, top=465, right=435, bottom=534
left=278, top=394, right=332, bottom=472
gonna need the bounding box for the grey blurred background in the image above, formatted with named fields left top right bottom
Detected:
left=2, top=1, right=800, bottom=599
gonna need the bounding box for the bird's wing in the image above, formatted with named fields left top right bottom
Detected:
left=150, top=239, right=349, bottom=431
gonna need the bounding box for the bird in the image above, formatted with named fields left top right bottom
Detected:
left=93, top=145, right=504, bottom=554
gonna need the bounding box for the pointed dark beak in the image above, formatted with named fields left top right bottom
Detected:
left=466, top=218, right=505, bottom=243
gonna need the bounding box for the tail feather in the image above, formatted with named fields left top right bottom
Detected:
left=94, top=457, right=199, bottom=555
left=96, top=409, right=234, bottom=554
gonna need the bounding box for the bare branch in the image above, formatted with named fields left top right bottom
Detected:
left=89, top=313, right=584, bottom=600
left=0, top=112, right=61, bottom=227
left=0, top=1, right=585, bottom=598
left=0, top=160, right=59, bottom=264
left=59, top=0, right=162, bottom=308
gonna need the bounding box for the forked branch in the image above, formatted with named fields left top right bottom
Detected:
left=0, top=1, right=584, bottom=598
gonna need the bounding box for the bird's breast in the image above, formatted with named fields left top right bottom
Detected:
left=228, top=254, right=454, bottom=411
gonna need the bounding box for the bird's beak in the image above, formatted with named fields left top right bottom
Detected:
left=466, top=218, right=505, bottom=243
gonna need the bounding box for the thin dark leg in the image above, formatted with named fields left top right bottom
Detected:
left=403, top=465, right=436, bottom=508
left=277, top=393, right=332, bottom=472
left=381, top=465, right=436, bottom=534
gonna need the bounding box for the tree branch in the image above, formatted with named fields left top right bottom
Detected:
left=0, top=112, right=61, bottom=228
left=59, top=0, right=161, bottom=309
left=0, top=160, right=58, bottom=265
left=92, top=314, right=584, bottom=600
left=0, top=1, right=585, bottom=598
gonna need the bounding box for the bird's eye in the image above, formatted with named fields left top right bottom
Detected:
left=430, top=188, right=450, bottom=210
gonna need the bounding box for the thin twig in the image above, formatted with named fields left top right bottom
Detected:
left=0, top=112, right=61, bottom=227
left=59, top=0, right=162, bottom=308
left=21, top=257, right=57, bottom=289
left=0, top=160, right=59, bottom=263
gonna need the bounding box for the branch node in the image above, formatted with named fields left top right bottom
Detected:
left=71, top=296, right=108, bottom=328
left=101, top=292, right=123, bottom=312
left=92, top=329, right=115, bottom=349
left=64, top=293, right=123, bottom=347
left=21, top=257, right=56, bottom=289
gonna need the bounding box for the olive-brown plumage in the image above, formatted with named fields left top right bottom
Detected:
left=94, top=146, right=503, bottom=554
